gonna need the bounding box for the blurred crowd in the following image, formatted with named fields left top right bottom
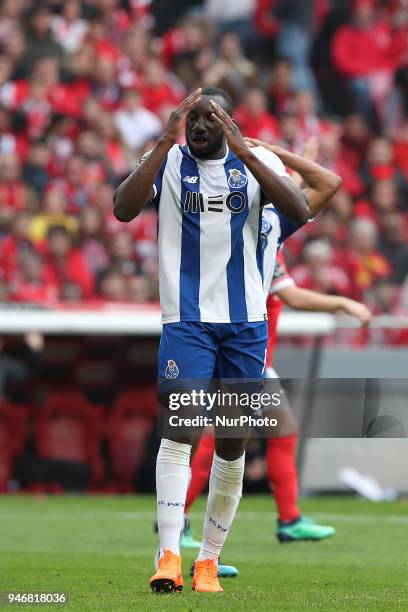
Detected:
left=0, top=0, right=407, bottom=328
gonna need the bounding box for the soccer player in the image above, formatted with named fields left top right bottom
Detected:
left=179, top=138, right=371, bottom=560
left=113, top=87, right=309, bottom=593
left=263, top=248, right=371, bottom=541
left=253, top=137, right=372, bottom=540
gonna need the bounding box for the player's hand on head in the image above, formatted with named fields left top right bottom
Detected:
left=164, top=88, right=202, bottom=144
left=210, top=100, right=248, bottom=158
left=302, top=136, right=319, bottom=162
left=244, top=137, right=263, bottom=148
left=244, top=137, right=285, bottom=157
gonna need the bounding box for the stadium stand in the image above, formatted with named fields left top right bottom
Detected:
left=107, top=386, right=157, bottom=491
left=34, top=390, right=105, bottom=487
left=0, top=0, right=407, bottom=492
left=0, top=0, right=406, bottom=322
left=0, top=399, right=30, bottom=491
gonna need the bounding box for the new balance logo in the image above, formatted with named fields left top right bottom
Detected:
left=183, top=175, right=199, bottom=184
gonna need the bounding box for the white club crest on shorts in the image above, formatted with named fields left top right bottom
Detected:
left=165, top=360, right=179, bottom=379
left=228, top=168, right=248, bottom=188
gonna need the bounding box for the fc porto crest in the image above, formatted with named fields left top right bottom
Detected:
left=261, top=217, right=272, bottom=236
left=260, top=217, right=272, bottom=251
left=165, top=360, right=179, bottom=379
left=227, top=168, right=248, bottom=188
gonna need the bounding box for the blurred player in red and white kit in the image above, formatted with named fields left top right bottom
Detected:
left=179, top=137, right=372, bottom=574
left=262, top=249, right=370, bottom=543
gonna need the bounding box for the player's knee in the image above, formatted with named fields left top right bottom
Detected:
left=215, top=438, right=246, bottom=461
left=162, top=433, right=194, bottom=446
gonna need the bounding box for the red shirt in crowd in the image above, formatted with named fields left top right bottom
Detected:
left=394, top=140, right=408, bottom=181
left=341, top=251, right=391, bottom=295
left=11, top=278, right=58, bottom=307
left=332, top=19, right=407, bottom=77
left=44, top=249, right=94, bottom=299
left=0, top=131, right=28, bottom=160
left=235, top=107, right=280, bottom=142
left=292, top=263, right=352, bottom=296
left=0, top=235, right=34, bottom=281
left=139, top=81, right=182, bottom=115
left=0, top=181, right=28, bottom=211
left=255, top=0, right=329, bottom=37
left=2, top=79, right=89, bottom=118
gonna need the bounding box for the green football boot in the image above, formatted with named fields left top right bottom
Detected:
left=217, top=561, right=239, bottom=578
left=180, top=517, right=202, bottom=549
left=277, top=516, right=336, bottom=543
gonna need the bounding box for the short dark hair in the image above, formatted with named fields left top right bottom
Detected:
left=201, top=86, right=234, bottom=115
left=47, top=224, right=70, bottom=240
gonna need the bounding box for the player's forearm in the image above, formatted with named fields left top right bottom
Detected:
left=278, top=285, right=346, bottom=312
left=240, top=150, right=309, bottom=225
left=113, top=136, right=172, bottom=221
left=274, top=150, right=341, bottom=217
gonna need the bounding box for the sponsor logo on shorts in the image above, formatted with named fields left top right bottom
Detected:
left=165, top=359, right=179, bottom=379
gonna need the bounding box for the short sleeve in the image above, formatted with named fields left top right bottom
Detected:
left=252, top=146, right=306, bottom=240
left=252, top=146, right=291, bottom=179
left=252, top=146, right=299, bottom=213
left=275, top=208, right=301, bottom=244
left=138, top=149, right=168, bottom=203
left=269, top=254, right=295, bottom=295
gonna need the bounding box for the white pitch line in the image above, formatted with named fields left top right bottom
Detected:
left=236, top=511, right=408, bottom=524
left=0, top=512, right=155, bottom=521
left=0, top=510, right=407, bottom=524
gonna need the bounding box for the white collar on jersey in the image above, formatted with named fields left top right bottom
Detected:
left=186, top=144, right=231, bottom=165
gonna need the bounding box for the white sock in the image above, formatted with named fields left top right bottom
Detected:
left=156, top=438, right=191, bottom=557
left=198, top=452, right=245, bottom=562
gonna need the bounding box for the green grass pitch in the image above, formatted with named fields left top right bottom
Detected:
left=1, top=494, right=408, bottom=611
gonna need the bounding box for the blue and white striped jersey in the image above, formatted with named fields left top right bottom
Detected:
left=151, top=144, right=299, bottom=323
left=261, top=205, right=296, bottom=298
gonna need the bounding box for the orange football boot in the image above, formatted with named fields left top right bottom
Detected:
left=192, top=559, right=224, bottom=593
left=150, top=549, right=183, bottom=593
